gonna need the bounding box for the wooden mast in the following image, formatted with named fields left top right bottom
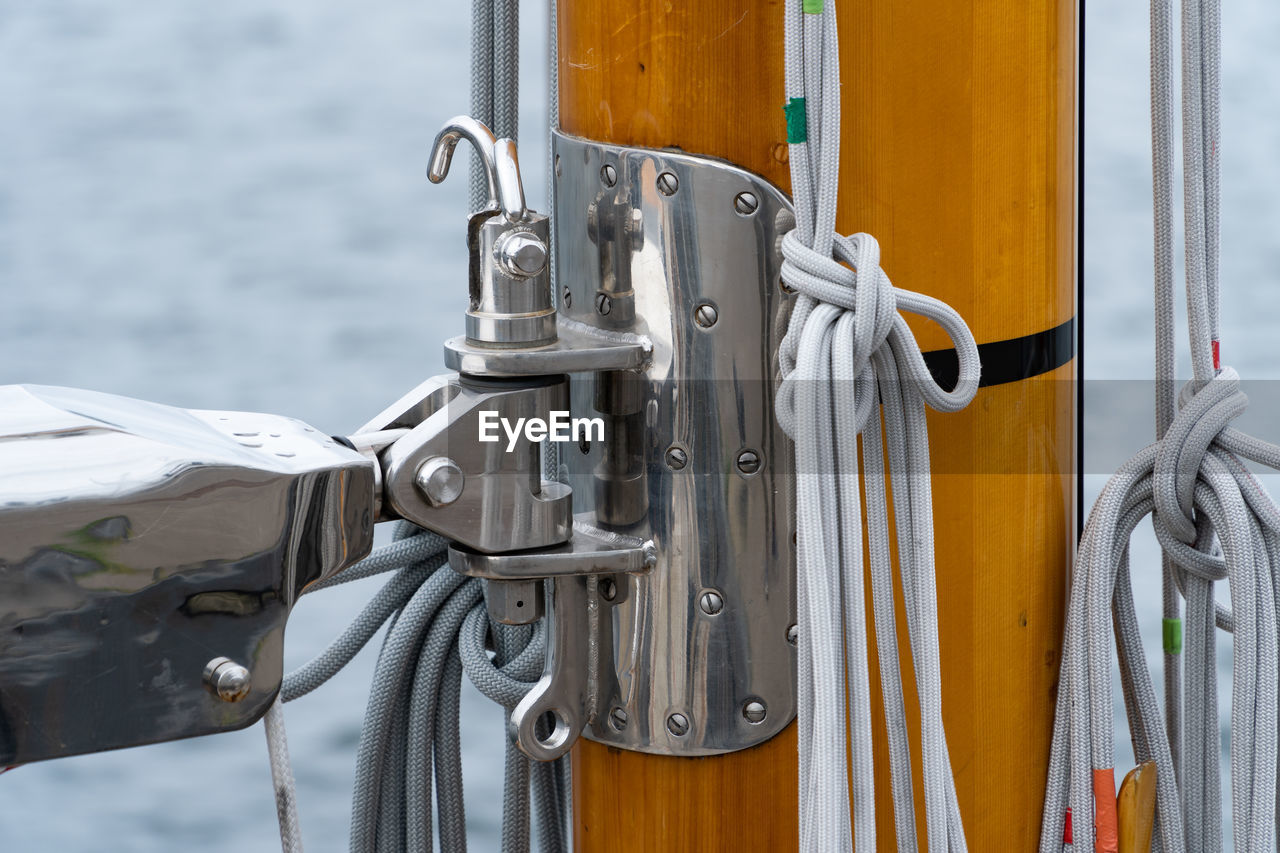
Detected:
left=558, top=2, right=1077, bottom=850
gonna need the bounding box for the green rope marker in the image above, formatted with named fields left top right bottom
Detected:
left=784, top=97, right=808, bottom=144
left=1163, top=617, right=1183, bottom=655
left=803, top=0, right=824, bottom=13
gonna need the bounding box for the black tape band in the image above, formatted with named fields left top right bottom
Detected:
left=923, top=316, right=1075, bottom=391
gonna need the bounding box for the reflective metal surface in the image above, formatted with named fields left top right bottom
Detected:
left=553, top=131, right=798, bottom=755
left=0, top=385, right=375, bottom=765
left=442, top=318, right=650, bottom=377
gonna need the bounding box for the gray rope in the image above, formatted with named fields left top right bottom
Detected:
left=1040, top=1, right=1280, bottom=850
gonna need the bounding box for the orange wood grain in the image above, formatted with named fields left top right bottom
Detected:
left=560, top=1, right=1077, bottom=850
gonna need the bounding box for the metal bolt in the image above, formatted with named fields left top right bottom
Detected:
left=694, top=303, right=718, bottom=328
left=743, top=700, right=768, bottom=724
left=595, top=292, right=612, bottom=315
left=496, top=231, right=548, bottom=277
left=562, top=287, right=573, bottom=310
left=600, top=577, right=618, bottom=601
left=734, top=191, right=759, bottom=215
left=665, top=446, right=688, bottom=470
left=699, top=590, right=724, bottom=615
left=666, top=712, right=690, bottom=737
left=416, top=456, right=465, bottom=506
left=600, top=163, right=617, bottom=187
left=203, top=657, right=252, bottom=703
left=786, top=623, right=799, bottom=645
left=736, top=449, right=762, bottom=475
left=609, top=706, right=629, bottom=731
left=656, top=171, right=679, bottom=196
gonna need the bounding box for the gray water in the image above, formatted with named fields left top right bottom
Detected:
left=2, top=1, right=1279, bottom=850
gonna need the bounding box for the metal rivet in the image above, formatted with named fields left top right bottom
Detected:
left=203, top=657, right=252, bottom=703
left=734, top=191, right=759, bottom=215
left=665, top=446, right=688, bottom=470
left=595, top=292, right=612, bottom=315
left=694, top=303, right=718, bottom=328
left=415, top=456, right=465, bottom=506
left=743, top=700, right=767, bottom=724
left=786, top=623, right=799, bottom=645
left=562, top=287, right=573, bottom=310
left=496, top=231, right=548, bottom=277
left=600, top=577, right=618, bottom=601
left=600, top=163, right=617, bottom=187
left=609, top=707, right=629, bottom=731
left=666, top=712, right=690, bottom=737
left=736, top=449, right=762, bottom=475
left=699, top=590, right=724, bottom=615
left=657, top=171, right=679, bottom=196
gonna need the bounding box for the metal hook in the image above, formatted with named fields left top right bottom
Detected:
left=429, top=116, right=528, bottom=223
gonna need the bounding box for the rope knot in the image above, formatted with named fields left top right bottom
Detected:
left=1151, top=366, right=1248, bottom=545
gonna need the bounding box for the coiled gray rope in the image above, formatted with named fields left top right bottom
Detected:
left=1039, top=1, right=1280, bottom=851
left=261, top=522, right=569, bottom=853
left=777, top=2, right=979, bottom=851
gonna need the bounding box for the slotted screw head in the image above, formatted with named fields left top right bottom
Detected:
left=786, top=623, right=799, bottom=645
left=667, top=712, right=690, bottom=737
left=657, top=171, right=679, bottom=196
left=699, top=590, right=724, bottom=615
left=595, top=292, right=612, bottom=315
left=600, top=577, right=618, bottom=601
left=736, top=449, right=762, bottom=475
left=665, top=446, right=688, bottom=470
left=734, top=191, right=759, bottom=215
left=609, top=707, right=629, bottom=731
left=694, top=303, right=718, bottom=328
left=600, top=163, right=617, bottom=187
left=743, top=700, right=767, bottom=724
left=561, top=287, right=572, bottom=310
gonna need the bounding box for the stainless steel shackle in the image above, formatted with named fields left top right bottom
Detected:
left=428, top=116, right=529, bottom=223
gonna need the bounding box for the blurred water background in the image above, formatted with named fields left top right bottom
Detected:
left=2, top=1, right=1280, bottom=849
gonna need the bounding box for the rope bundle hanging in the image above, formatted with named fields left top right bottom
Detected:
left=261, top=523, right=570, bottom=853
left=776, top=1, right=980, bottom=850
left=1039, top=1, right=1280, bottom=850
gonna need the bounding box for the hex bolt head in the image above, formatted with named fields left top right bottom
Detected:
left=416, top=456, right=465, bottom=507
left=657, top=171, right=679, bottom=196
left=736, top=449, right=762, bottom=476
left=786, top=623, right=799, bottom=645
left=595, top=292, right=612, bottom=315
left=561, top=287, right=573, bottom=310
left=495, top=231, right=548, bottom=277
left=743, top=700, right=768, bottom=724
left=699, top=590, right=724, bottom=615
left=600, top=577, right=618, bottom=602
left=694, top=303, right=718, bottom=328
left=734, top=191, right=759, bottom=215
left=666, top=712, right=690, bottom=737
left=665, top=446, right=688, bottom=470
left=203, top=657, right=252, bottom=703
left=600, top=163, right=617, bottom=187
left=609, top=707, right=629, bottom=731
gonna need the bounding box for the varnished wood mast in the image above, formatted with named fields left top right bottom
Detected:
left=560, top=2, right=1077, bottom=850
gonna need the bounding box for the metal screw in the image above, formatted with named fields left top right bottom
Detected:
left=657, top=171, right=679, bottom=196
left=554, top=154, right=562, bottom=177
left=734, top=191, right=759, bottom=215
left=665, top=446, right=688, bottom=470
left=609, top=707, right=629, bottom=731
left=203, top=657, right=252, bottom=703
left=600, top=577, right=618, bottom=602
left=736, top=449, right=762, bottom=475
left=666, top=712, right=690, bottom=737
left=416, top=457, right=465, bottom=506
left=600, top=163, right=617, bottom=187
left=496, top=231, right=548, bottom=277
left=743, top=700, right=768, bottom=724
left=595, top=292, right=612, bottom=315
left=694, top=303, right=718, bottom=328
left=562, top=287, right=573, bottom=310
left=699, top=590, right=724, bottom=615
left=786, top=623, right=799, bottom=645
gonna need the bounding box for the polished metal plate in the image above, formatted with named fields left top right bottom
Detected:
left=553, top=131, right=797, bottom=755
